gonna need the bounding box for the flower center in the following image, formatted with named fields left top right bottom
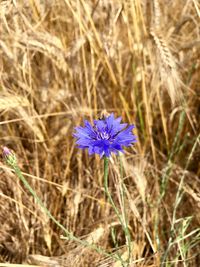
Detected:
left=97, top=131, right=110, bottom=140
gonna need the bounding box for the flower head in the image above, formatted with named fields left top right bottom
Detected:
left=73, top=113, right=137, bottom=157
left=2, top=146, right=11, bottom=157
left=2, top=146, right=17, bottom=166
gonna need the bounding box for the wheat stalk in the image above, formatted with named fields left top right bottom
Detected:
left=150, top=29, right=182, bottom=104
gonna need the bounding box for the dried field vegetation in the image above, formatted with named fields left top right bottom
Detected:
left=0, top=0, right=200, bottom=266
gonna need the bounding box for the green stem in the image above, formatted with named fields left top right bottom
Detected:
left=11, top=165, right=117, bottom=260
left=104, top=157, right=123, bottom=224
left=104, top=157, right=131, bottom=266
left=119, top=155, right=132, bottom=264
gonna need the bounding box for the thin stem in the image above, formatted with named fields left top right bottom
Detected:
left=119, top=156, right=132, bottom=265
left=104, top=157, right=123, bottom=225
left=104, top=156, right=131, bottom=266
left=11, top=165, right=117, bottom=260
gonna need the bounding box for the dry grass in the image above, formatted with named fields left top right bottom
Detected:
left=0, top=0, right=200, bottom=266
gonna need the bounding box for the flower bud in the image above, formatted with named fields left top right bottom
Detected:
left=2, top=146, right=17, bottom=167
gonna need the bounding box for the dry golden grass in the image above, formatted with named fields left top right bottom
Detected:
left=0, top=0, right=200, bottom=266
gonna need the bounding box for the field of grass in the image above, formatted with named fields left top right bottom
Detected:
left=0, top=0, right=200, bottom=266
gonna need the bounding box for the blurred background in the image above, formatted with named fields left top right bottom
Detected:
left=0, top=0, right=200, bottom=266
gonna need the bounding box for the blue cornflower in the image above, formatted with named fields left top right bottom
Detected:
left=73, top=113, right=137, bottom=157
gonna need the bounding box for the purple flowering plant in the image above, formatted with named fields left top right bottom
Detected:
left=74, top=113, right=136, bottom=264
left=73, top=113, right=137, bottom=157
